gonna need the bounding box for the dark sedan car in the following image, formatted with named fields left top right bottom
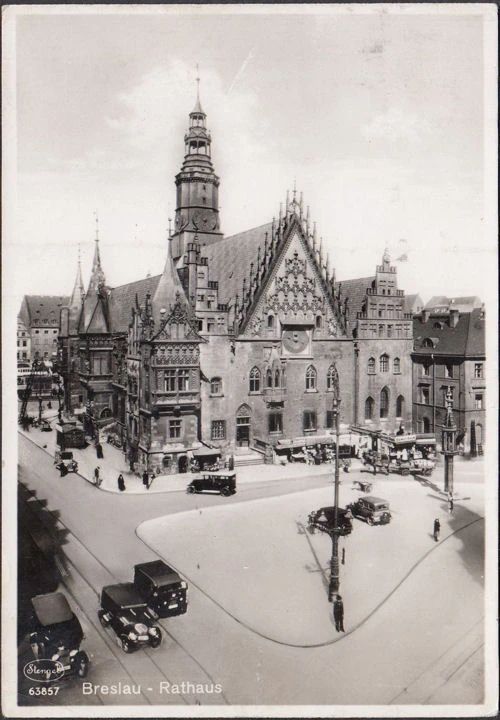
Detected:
left=98, top=583, right=162, bottom=653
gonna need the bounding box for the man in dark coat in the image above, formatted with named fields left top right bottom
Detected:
left=96, top=443, right=104, bottom=459
left=117, top=474, right=125, bottom=492
left=333, top=595, right=345, bottom=632
left=142, top=470, right=149, bottom=489
left=433, top=517, right=441, bottom=541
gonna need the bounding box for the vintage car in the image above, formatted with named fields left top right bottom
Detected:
left=29, top=592, right=90, bottom=679
left=186, top=470, right=237, bottom=496
left=55, top=450, right=78, bottom=476
left=307, top=506, right=353, bottom=536
left=348, top=496, right=392, bottom=525
left=98, top=583, right=162, bottom=653
left=134, top=560, right=188, bottom=618
left=39, top=419, right=53, bottom=432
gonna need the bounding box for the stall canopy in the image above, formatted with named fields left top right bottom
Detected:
left=276, top=435, right=336, bottom=450
left=193, top=447, right=221, bottom=458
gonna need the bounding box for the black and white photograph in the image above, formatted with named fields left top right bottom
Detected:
left=2, top=3, right=498, bottom=717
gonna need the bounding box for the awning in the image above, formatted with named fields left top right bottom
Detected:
left=193, top=447, right=222, bottom=458
left=415, top=436, right=437, bottom=446
left=276, top=435, right=335, bottom=449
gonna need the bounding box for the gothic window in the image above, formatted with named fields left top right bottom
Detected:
left=367, top=357, right=376, bottom=374
left=249, top=367, right=261, bottom=393
left=365, top=397, right=374, bottom=421
left=268, top=413, right=283, bottom=433
left=393, top=357, right=401, bottom=374
left=396, top=395, right=405, bottom=417
left=267, top=314, right=275, bottom=329
left=305, top=365, right=317, bottom=391
left=380, top=388, right=389, bottom=418
left=211, top=420, right=226, bottom=440
left=303, top=410, right=317, bottom=432
left=266, top=368, right=273, bottom=389
left=327, top=365, right=339, bottom=392
left=274, top=369, right=280, bottom=388
left=210, top=377, right=222, bottom=395
left=379, top=354, right=389, bottom=373
left=315, top=315, right=322, bottom=329
left=378, top=324, right=384, bottom=337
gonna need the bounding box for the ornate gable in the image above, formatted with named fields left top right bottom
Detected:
left=239, top=217, right=348, bottom=339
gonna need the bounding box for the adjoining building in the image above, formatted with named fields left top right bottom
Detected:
left=412, top=305, right=485, bottom=456
left=18, top=295, right=69, bottom=366
left=55, top=89, right=414, bottom=473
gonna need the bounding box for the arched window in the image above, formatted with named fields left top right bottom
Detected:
left=393, top=357, right=401, bottom=374
left=266, top=368, right=273, bottom=389
left=249, top=367, right=260, bottom=393
left=326, top=365, right=339, bottom=392
left=267, top=314, right=275, bottom=329
left=423, top=338, right=434, bottom=349
left=210, top=377, right=222, bottom=395
left=380, top=354, right=389, bottom=373
left=305, top=365, right=317, bottom=391
left=367, top=357, right=375, bottom=374
left=396, top=395, right=405, bottom=417
left=316, top=315, right=323, bottom=329
left=380, top=387, right=389, bottom=418
left=274, top=369, right=280, bottom=388
left=365, top=397, right=374, bottom=421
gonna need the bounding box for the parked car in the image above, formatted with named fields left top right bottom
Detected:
left=28, top=592, right=89, bottom=679
left=98, top=583, right=162, bottom=653
left=39, top=419, right=53, bottom=432
left=187, top=470, right=237, bottom=496
left=134, top=560, right=188, bottom=618
left=348, top=496, right=391, bottom=525
left=55, top=451, right=78, bottom=476
left=307, top=506, right=353, bottom=536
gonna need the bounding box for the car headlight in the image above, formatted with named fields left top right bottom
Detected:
left=69, top=649, right=78, bottom=657
left=51, top=654, right=60, bottom=661
left=180, top=581, right=187, bottom=589
left=149, top=627, right=159, bottom=636
left=129, top=632, right=137, bottom=641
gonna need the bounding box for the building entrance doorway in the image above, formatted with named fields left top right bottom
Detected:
left=178, top=455, right=189, bottom=473
left=236, top=405, right=251, bottom=448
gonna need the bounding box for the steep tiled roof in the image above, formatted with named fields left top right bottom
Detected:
left=20, top=295, right=70, bottom=327
left=413, top=309, right=485, bottom=357
left=424, top=295, right=482, bottom=313
left=334, top=277, right=374, bottom=319
left=200, top=222, right=273, bottom=306
left=424, top=296, right=449, bottom=310
left=109, top=275, right=161, bottom=333
left=404, top=294, right=423, bottom=314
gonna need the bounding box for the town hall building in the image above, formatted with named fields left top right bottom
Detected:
left=58, top=88, right=413, bottom=474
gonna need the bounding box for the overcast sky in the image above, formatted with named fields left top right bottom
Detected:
left=4, top=5, right=497, bottom=311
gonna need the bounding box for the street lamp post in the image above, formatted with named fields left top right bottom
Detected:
left=441, top=386, right=458, bottom=496
left=328, top=393, right=341, bottom=601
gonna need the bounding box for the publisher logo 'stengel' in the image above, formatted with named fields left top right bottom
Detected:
left=23, top=659, right=65, bottom=683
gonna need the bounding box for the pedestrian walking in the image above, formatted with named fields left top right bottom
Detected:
left=117, top=474, right=126, bottom=492
left=448, top=494, right=454, bottom=514
left=94, top=466, right=101, bottom=486
left=142, top=470, right=150, bottom=489
left=433, top=517, right=441, bottom=542
left=96, top=442, right=104, bottom=459
left=333, top=595, right=345, bottom=632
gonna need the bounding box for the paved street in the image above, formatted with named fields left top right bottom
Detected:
left=15, top=427, right=487, bottom=709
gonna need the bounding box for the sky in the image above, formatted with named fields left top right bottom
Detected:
left=4, top=4, right=498, bottom=313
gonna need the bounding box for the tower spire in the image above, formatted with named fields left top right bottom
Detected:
left=87, top=211, right=106, bottom=295
left=69, top=244, right=85, bottom=309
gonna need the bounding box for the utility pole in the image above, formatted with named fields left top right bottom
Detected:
left=441, top=386, right=458, bottom=496
left=328, top=392, right=341, bottom=600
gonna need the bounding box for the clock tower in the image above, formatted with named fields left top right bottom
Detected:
left=170, top=78, right=223, bottom=261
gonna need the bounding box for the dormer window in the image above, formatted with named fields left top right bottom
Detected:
left=423, top=338, right=434, bottom=349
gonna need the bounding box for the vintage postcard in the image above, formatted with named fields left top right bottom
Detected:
left=2, top=3, right=498, bottom=718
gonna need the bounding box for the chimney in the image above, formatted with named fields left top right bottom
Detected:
left=422, top=309, right=430, bottom=323
left=449, top=308, right=459, bottom=328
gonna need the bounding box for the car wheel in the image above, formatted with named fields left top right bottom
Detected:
left=367, top=516, right=374, bottom=525
left=149, top=629, right=162, bottom=649
left=187, top=485, right=195, bottom=494
left=98, top=610, right=109, bottom=628
left=220, top=486, right=231, bottom=497
left=75, top=652, right=89, bottom=678
left=120, top=636, right=133, bottom=653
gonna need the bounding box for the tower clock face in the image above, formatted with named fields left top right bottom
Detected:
left=282, top=328, right=309, bottom=355
left=193, top=209, right=217, bottom=231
